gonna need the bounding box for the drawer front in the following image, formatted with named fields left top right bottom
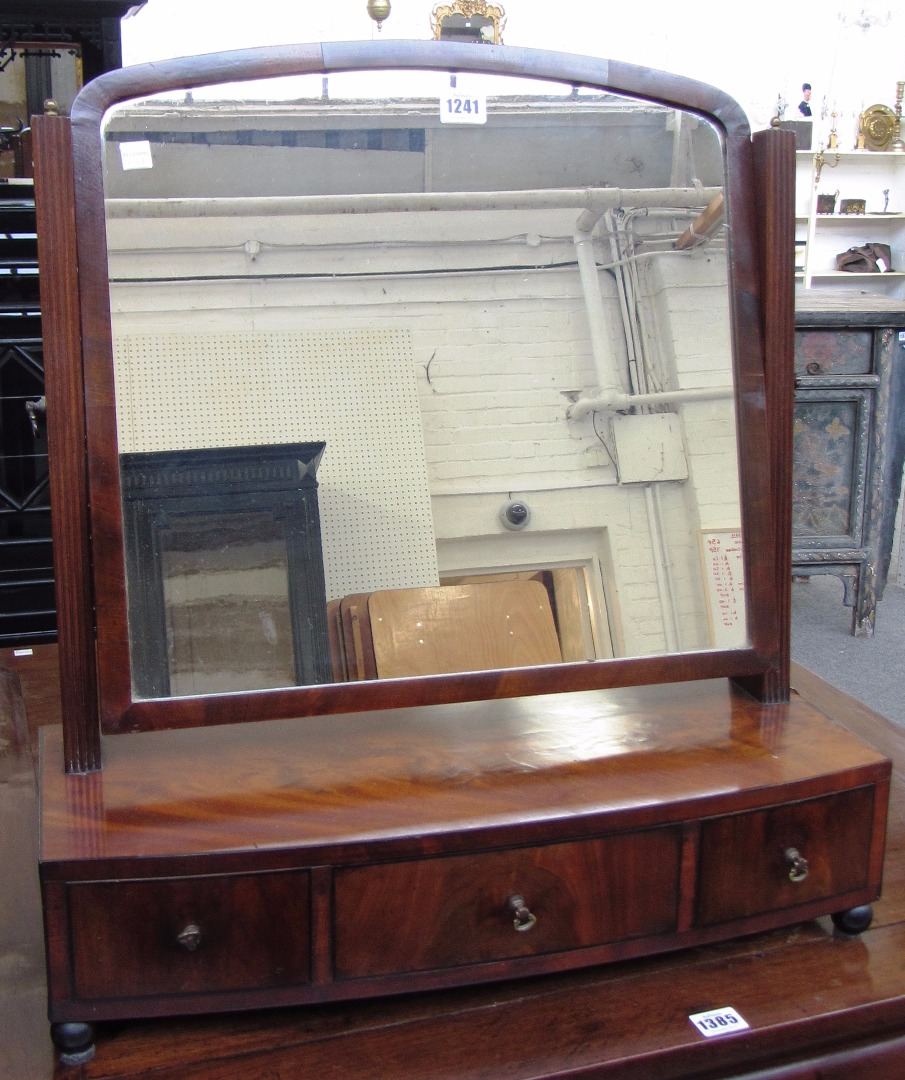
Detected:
left=69, top=870, right=310, bottom=1000
left=795, top=329, right=873, bottom=376
left=334, top=829, right=681, bottom=979
left=696, top=787, right=874, bottom=927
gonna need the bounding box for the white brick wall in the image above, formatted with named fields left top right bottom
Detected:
left=108, top=211, right=741, bottom=660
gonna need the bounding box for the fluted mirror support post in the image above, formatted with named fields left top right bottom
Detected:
left=751, top=125, right=796, bottom=704
left=33, top=112, right=102, bottom=773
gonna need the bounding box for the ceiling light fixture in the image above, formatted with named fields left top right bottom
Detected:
left=367, top=0, right=392, bottom=31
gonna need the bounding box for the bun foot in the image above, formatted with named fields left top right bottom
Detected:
left=50, top=1022, right=96, bottom=1066
left=831, top=904, right=873, bottom=935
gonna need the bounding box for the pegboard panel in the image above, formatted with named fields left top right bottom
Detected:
left=113, top=329, right=438, bottom=599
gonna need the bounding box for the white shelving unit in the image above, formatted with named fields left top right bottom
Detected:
left=796, top=150, right=905, bottom=298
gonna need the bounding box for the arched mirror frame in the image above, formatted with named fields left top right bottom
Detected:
left=45, top=39, right=783, bottom=748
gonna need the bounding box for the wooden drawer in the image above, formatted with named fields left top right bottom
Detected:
left=68, top=870, right=311, bottom=1000
left=794, top=329, right=874, bottom=376
left=696, top=787, right=875, bottom=927
left=334, top=829, right=682, bottom=979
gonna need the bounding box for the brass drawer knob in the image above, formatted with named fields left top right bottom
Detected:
left=784, top=847, right=809, bottom=883
left=176, top=923, right=202, bottom=951
left=507, top=894, right=537, bottom=932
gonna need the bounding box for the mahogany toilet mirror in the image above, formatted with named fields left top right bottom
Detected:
left=36, top=38, right=788, bottom=768
left=34, top=39, right=887, bottom=1072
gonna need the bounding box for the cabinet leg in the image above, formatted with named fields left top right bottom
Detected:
left=831, top=904, right=873, bottom=935
left=852, top=563, right=876, bottom=637
left=50, top=1022, right=96, bottom=1066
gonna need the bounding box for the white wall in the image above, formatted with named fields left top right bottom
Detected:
left=107, top=204, right=740, bottom=658
left=119, top=1, right=905, bottom=143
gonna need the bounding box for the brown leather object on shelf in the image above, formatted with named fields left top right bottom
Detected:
left=835, top=243, right=894, bottom=272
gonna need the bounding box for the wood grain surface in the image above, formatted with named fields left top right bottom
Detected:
left=3, top=665, right=905, bottom=1078
left=38, top=679, right=888, bottom=867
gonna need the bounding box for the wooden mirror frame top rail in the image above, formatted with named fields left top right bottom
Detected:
left=33, top=39, right=794, bottom=771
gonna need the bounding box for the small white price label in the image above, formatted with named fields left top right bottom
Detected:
left=440, top=91, right=487, bottom=125
left=688, top=1006, right=749, bottom=1038
left=119, top=139, right=154, bottom=171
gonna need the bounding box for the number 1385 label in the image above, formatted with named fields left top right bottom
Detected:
left=689, top=1006, right=750, bottom=1038
left=440, top=92, right=487, bottom=124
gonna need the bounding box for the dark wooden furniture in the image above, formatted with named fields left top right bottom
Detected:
left=120, top=443, right=331, bottom=696
left=29, top=37, right=891, bottom=1069
left=0, top=177, right=54, bottom=646
left=3, top=663, right=905, bottom=1078
left=793, top=291, right=905, bottom=636
left=0, top=642, right=59, bottom=747
left=1, top=2, right=146, bottom=647
left=39, top=679, right=890, bottom=1029
left=1, top=3, right=147, bottom=89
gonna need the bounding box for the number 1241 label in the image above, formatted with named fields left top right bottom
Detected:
left=440, top=92, right=487, bottom=124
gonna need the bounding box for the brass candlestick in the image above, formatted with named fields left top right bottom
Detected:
left=828, top=110, right=838, bottom=150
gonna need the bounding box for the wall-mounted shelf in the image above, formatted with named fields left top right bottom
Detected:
left=799, top=272, right=905, bottom=280
left=796, top=150, right=905, bottom=159
left=796, top=150, right=905, bottom=297
left=804, top=213, right=905, bottom=223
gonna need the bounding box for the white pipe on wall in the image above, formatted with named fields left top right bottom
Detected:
left=566, top=384, right=734, bottom=420
left=603, top=213, right=644, bottom=397
left=571, top=208, right=682, bottom=654
left=645, top=485, right=680, bottom=652
left=572, top=230, right=627, bottom=397
left=578, top=206, right=730, bottom=655
left=104, top=186, right=723, bottom=219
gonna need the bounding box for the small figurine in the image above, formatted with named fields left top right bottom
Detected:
left=798, top=83, right=812, bottom=117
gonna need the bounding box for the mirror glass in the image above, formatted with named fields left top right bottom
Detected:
left=437, top=14, right=497, bottom=43
left=99, top=67, right=745, bottom=701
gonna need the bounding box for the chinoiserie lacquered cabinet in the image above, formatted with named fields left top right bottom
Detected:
left=793, top=291, right=905, bottom=635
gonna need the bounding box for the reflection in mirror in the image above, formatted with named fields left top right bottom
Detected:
left=100, top=68, right=744, bottom=700
left=430, top=1, right=506, bottom=44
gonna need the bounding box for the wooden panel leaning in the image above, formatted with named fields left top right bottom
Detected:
left=353, top=581, right=562, bottom=680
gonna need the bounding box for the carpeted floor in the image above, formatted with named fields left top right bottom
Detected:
left=791, top=573, right=905, bottom=727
